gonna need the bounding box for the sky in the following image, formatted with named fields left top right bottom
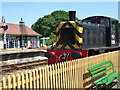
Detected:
left=1, top=1, right=119, bottom=28
left=118, top=1, right=120, bottom=22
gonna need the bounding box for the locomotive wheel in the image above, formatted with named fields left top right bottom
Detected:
left=95, top=51, right=100, bottom=55
left=71, top=52, right=82, bottom=59
left=45, top=52, right=53, bottom=58
left=88, top=50, right=95, bottom=56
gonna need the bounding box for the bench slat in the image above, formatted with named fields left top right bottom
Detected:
left=87, top=60, right=111, bottom=71
left=91, top=64, right=113, bottom=75
left=94, top=70, right=116, bottom=85
left=92, top=67, right=114, bottom=79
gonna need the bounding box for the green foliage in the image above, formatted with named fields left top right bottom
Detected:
left=46, top=33, right=56, bottom=46
left=31, top=10, right=81, bottom=37
left=119, top=23, right=120, bottom=42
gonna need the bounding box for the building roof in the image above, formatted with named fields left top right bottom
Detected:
left=0, top=23, right=42, bottom=36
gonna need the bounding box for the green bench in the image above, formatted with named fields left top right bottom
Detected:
left=87, top=60, right=120, bottom=89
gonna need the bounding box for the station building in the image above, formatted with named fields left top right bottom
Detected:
left=40, top=37, right=49, bottom=47
left=0, top=22, right=42, bottom=49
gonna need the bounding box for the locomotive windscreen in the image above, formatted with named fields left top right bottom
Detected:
left=60, top=28, right=75, bottom=44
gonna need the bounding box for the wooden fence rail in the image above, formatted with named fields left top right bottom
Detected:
left=1, top=51, right=120, bottom=89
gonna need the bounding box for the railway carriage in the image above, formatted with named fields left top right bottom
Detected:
left=45, top=11, right=120, bottom=64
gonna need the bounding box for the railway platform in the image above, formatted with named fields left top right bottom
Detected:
left=0, top=49, right=47, bottom=65
left=0, top=48, right=47, bottom=55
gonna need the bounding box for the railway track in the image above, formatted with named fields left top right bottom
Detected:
left=1, top=59, right=48, bottom=72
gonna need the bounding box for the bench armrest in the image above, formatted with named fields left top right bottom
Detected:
left=102, top=77, right=108, bottom=84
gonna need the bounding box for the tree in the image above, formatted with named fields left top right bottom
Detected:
left=31, top=10, right=81, bottom=37
left=119, top=23, right=120, bottom=42
left=46, top=33, right=56, bottom=46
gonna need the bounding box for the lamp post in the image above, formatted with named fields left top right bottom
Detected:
left=3, top=23, right=7, bottom=49
left=2, top=17, right=8, bottom=49
left=19, top=18, right=25, bottom=50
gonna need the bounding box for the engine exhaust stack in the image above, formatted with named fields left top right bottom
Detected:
left=69, top=11, right=76, bottom=21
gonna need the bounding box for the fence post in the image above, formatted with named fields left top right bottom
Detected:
left=55, top=63, right=58, bottom=88
left=57, top=63, right=60, bottom=89
left=25, top=71, right=29, bottom=88
left=64, top=62, right=67, bottom=88
left=60, top=62, right=63, bottom=88
left=74, top=60, right=77, bottom=88
left=21, top=72, right=25, bottom=88
left=44, top=66, right=48, bottom=88
left=7, top=76, right=11, bottom=88
left=32, top=69, right=36, bottom=89
left=80, top=59, right=84, bottom=88
left=62, top=62, right=65, bottom=88
left=52, top=64, right=55, bottom=89
left=29, top=70, right=32, bottom=88
left=46, top=65, right=50, bottom=88
left=42, top=67, right=45, bottom=88
left=2, top=77, right=6, bottom=89
left=70, top=61, right=72, bottom=88
left=67, top=62, right=70, bottom=88
left=36, top=69, right=39, bottom=89
left=17, top=73, right=20, bottom=88
left=39, top=67, right=42, bottom=89
left=49, top=65, right=53, bottom=88
left=12, top=74, right=16, bottom=89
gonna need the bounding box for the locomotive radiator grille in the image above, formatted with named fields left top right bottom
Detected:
left=56, top=21, right=83, bottom=49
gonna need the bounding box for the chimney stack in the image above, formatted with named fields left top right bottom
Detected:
left=69, top=11, right=76, bottom=21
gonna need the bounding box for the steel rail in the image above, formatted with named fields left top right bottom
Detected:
left=1, top=59, right=48, bottom=72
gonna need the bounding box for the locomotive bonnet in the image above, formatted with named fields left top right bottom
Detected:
left=45, top=11, right=119, bottom=64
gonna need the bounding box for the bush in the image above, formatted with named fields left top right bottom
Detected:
left=46, top=33, right=56, bottom=46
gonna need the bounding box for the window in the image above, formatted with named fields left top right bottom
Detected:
left=100, top=19, right=109, bottom=27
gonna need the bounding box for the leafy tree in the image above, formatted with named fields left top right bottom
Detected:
left=31, top=10, right=81, bottom=37
left=119, top=23, right=120, bottom=42
left=46, top=33, right=56, bottom=46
